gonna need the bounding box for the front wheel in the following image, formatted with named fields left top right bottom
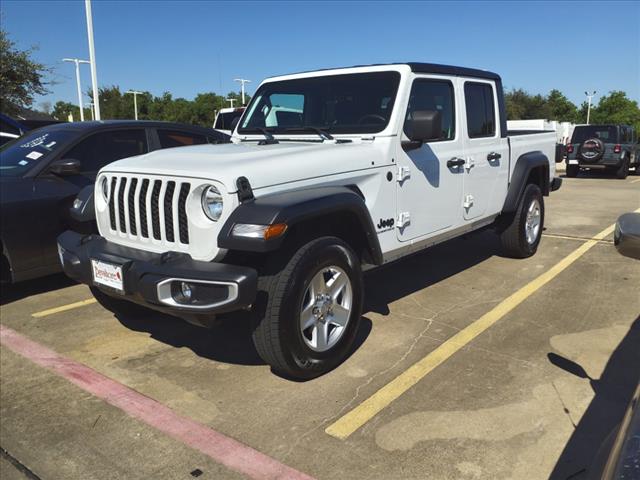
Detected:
left=252, top=237, right=363, bottom=380
left=499, top=183, right=544, bottom=258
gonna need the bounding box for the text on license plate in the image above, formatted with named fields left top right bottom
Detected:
left=91, top=259, right=123, bottom=291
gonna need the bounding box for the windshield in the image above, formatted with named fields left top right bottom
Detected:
left=238, top=71, right=401, bottom=135
left=214, top=110, right=244, bottom=130
left=0, top=129, right=76, bottom=177
left=571, top=126, right=617, bottom=144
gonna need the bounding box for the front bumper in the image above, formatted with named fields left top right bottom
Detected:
left=57, top=230, right=258, bottom=319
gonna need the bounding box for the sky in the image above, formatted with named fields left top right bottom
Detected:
left=3, top=0, right=639, bottom=111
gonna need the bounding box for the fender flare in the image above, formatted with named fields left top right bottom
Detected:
left=502, top=151, right=550, bottom=214
left=218, top=186, right=383, bottom=265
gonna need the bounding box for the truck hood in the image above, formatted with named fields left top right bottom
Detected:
left=103, top=141, right=388, bottom=192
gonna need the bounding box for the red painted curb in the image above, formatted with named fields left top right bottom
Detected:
left=0, top=324, right=315, bottom=480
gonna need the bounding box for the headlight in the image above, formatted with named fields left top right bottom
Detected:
left=101, top=176, right=109, bottom=201
left=201, top=185, right=223, bottom=221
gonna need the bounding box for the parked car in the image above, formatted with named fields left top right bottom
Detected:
left=1, top=120, right=230, bottom=284
left=565, top=124, right=639, bottom=179
left=58, top=62, right=562, bottom=379
left=213, top=107, right=246, bottom=135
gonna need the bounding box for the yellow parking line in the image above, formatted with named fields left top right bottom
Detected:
left=32, top=298, right=97, bottom=318
left=326, top=211, right=638, bottom=440
left=631, top=178, right=640, bottom=184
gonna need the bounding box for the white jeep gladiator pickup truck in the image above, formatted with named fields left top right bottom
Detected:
left=59, top=63, right=562, bottom=379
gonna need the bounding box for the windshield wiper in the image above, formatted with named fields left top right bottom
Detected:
left=256, top=128, right=279, bottom=145
left=284, top=127, right=334, bottom=141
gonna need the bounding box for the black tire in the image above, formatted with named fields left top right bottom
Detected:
left=615, top=155, right=629, bottom=179
left=566, top=164, right=579, bottom=177
left=90, top=286, right=150, bottom=317
left=499, top=183, right=544, bottom=258
left=252, top=236, right=363, bottom=380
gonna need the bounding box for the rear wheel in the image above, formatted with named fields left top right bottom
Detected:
left=499, top=183, right=544, bottom=258
left=615, top=156, right=629, bottom=179
left=252, top=237, right=363, bottom=380
left=566, top=164, right=579, bottom=177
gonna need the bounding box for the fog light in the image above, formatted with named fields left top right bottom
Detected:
left=180, top=282, right=193, bottom=300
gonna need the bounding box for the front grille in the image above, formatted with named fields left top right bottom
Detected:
left=107, top=175, right=192, bottom=245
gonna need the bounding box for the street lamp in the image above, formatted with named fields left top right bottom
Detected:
left=62, top=58, right=90, bottom=121
left=85, top=0, right=101, bottom=120
left=226, top=98, right=236, bottom=108
left=585, top=90, right=596, bottom=125
left=233, top=78, right=251, bottom=105
left=125, top=90, right=143, bottom=120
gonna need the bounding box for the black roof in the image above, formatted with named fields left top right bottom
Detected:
left=35, top=120, right=221, bottom=134
left=271, top=62, right=501, bottom=82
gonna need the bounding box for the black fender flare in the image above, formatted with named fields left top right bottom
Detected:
left=218, top=186, right=383, bottom=265
left=502, top=151, right=550, bottom=214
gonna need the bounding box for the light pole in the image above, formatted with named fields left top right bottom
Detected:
left=233, top=78, right=251, bottom=105
left=226, top=98, right=236, bottom=108
left=585, top=90, right=596, bottom=125
left=87, top=102, right=95, bottom=120
left=125, top=90, right=143, bottom=120
left=85, top=0, right=101, bottom=120
left=62, top=58, right=90, bottom=121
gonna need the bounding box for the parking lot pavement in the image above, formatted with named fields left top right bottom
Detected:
left=1, top=174, right=639, bottom=480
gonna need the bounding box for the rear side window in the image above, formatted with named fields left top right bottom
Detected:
left=157, top=130, right=208, bottom=148
left=464, top=82, right=496, bottom=138
left=64, top=129, right=147, bottom=173
left=404, top=79, right=455, bottom=141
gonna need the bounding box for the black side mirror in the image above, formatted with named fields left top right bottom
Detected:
left=614, top=213, right=640, bottom=260
left=229, top=116, right=241, bottom=132
left=49, top=158, right=81, bottom=176
left=403, top=110, right=442, bottom=149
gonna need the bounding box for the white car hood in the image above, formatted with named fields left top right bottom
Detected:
left=103, top=141, right=387, bottom=192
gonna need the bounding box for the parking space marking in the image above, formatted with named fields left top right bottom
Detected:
left=326, top=213, right=637, bottom=440
left=631, top=178, right=640, bottom=184
left=0, top=325, right=315, bottom=480
left=31, top=299, right=97, bottom=318
left=542, top=233, right=614, bottom=243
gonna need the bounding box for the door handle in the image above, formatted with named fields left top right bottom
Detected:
left=487, top=152, right=502, bottom=161
left=447, top=157, right=465, bottom=168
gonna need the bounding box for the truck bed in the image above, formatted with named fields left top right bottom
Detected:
left=508, top=130, right=557, bottom=183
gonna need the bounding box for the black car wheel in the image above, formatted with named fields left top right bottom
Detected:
left=615, top=155, right=629, bottom=179
left=252, top=236, right=363, bottom=380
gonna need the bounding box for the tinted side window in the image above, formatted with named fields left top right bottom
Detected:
left=157, top=130, right=208, bottom=148
left=64, top=129, right=147, bottom=173
left=404, top=80, right=455, bottom=141
left=464, top=82, right=496, bottom=138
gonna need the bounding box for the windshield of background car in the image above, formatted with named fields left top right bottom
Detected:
left=0, top=129, right=76, bottom=177
left=238, top=71, right=401, bottom=135
left=214, top=111, right=244, bottom=130
left=571, top=126, right=617, bottom=144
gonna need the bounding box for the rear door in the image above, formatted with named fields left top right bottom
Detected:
left=396, top=75, right=465, bottom=241
left=461, top=80, right=509, bottom=221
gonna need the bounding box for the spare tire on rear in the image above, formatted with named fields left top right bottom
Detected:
left=578, top=138, right=605, bottom=162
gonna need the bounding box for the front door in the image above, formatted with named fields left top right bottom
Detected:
left=460, top=80, right=509, bottom=221
left=396, top=76, right=464, bottom=241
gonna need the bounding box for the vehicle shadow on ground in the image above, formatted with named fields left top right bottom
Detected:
left=548, top=316, right=640, bottom=480
left=560, top=168, right=639, bottom=180
left=364, top=230, right=498, bottom=316
left=0, top=273, right=76, bottom=306
left=111, top=303, right=373, bottom=374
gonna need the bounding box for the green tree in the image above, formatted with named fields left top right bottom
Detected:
left=590, top=91, right=640, bottom=131
left=546, top=89, right=578, bottom=123
left=0, top=28, right=50, bottom=115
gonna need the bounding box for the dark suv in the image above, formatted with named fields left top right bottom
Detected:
left=565, top=124, right=639, bottom=179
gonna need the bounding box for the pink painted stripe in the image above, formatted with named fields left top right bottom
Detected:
left=0, top=325, right=315, bottom=480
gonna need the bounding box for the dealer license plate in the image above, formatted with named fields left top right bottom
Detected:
left=91, top=259, right=124, bottom=292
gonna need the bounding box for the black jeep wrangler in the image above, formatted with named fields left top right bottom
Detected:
left=565, top=124, right=639, bottom=179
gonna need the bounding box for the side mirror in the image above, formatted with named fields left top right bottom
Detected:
left=405, top=110, right=442, bottom=146
left=614, top=213, right=640, bottom=260
left=229, top=116, right=241, bottom=132
left=49, top=158, right=81, bottom=176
